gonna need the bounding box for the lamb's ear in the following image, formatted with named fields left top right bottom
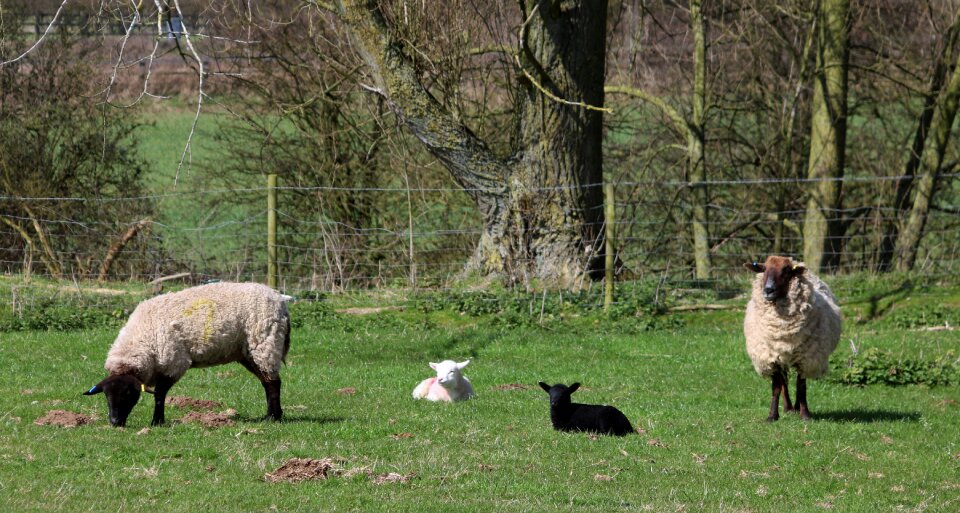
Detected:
left=83, top=383, right=103, bottom=396
left=538, top=382, right=551, bottom=392
left=140, top=383, right=155, bottom=395
left=429, top=362, right=439, bottom=370
left=744, top=262, right=765, bottom=273
left=791, top=263, right=806, bottom=276
left=568, top=383, right=581, bottom=393
left=456, top=359, right=470, bottom=370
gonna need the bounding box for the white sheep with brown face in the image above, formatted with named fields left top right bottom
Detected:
left=83, top=282, right=292, bottom=427
left=743, top=255, right=842, bottom=421
left=411, top=360, right=474, bottom=402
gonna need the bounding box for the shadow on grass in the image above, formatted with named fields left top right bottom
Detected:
left=849, top=280, right=914, bottom=323
left=233, top=415, right=347, bottom=425
left=815, top=409, right=921, bottom=423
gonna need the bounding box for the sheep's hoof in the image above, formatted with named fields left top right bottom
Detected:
left=765, top=415, right=779, bottom=422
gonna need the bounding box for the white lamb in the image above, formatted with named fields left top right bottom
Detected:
left=412, top=360, right=474, bottom=402
left=83, top=282, right=292, bottom=427
left=743, top=255, right=842, bottom=421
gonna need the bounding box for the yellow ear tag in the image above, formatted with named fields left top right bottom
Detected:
left=792, top=265, right=799, bottom=270
left=141, top=384, right=146, bottom=392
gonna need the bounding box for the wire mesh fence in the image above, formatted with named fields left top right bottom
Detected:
left=2, top=174, right=958, bottom=309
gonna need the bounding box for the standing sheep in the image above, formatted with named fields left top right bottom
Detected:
left=538, top=382, right=633, bottom=436
left=412, top=360, right=474, bottom=402
left=743, top=255, right=841, bottom=421
left=83, top=282, right=292, bottom=427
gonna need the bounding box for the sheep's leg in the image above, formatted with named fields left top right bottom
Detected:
left=240, top=360, right=283, bottom=421
left=781, top=369, right=795, bottom=413
left=151, top=375, right=175, bottom=426
left=767, top=370, right=785, bottom=422
left=795, top=376, right=811, bottom=420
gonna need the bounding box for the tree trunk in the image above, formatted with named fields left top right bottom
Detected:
left=689, top=0, right=710, bottom=280
left=877, top=9, right=958, bottom=272
left=894, top=16, right=960, bottom=272
left=802, top=0, right=849, bottom=273
left=337, top=0, right=607, bottom=289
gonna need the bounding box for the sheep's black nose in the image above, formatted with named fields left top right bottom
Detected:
left=763, top=286, right=777, bottom=300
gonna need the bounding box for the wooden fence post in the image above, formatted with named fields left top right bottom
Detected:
left=267, top=173, right=278, bottom=288
left=604, top=181, right=615, bottom=311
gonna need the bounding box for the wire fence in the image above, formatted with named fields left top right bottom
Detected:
left=2, top=173, right=959, bottom=309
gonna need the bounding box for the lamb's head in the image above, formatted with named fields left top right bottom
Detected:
left=430, top=360, right=469, bottom=388
left=539, top=382, right=580, bottom=408
left=744, top=255, right=806, bottom=302
left=82, top=374, right=153, bottom=427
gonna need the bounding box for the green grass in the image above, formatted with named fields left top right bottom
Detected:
left=1, top=280, right=959, bottom=512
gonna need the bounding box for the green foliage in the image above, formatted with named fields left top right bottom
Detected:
left=881, top=303, right=958, bottom=330
left=832, top=347, right=960, bottom=386
left=288, top=300, right=339, bottom=329
left=413, top=284, right=682, bottom=332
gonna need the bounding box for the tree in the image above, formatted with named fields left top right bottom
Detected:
left=333, top=0, right=608, bottom=289
left=894, top=5, right=960, bottom=272
left=802, top=0, right=850, bottom=273
left=0, top=23, right=155, bottom=279
left=876, top=7, right=960, bottom=272
left=606, top=0, right=711, bottom=279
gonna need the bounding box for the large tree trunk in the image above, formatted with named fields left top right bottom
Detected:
left=337, top=0, right=607, bottom=289
left=802, top=0, right=849, bottom=273
left=877, top=9, right=959, bottom=272
left=894, top=13, right=960, bottom=272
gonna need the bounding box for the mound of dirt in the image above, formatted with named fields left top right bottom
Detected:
left=34, top=410, right=93, bottom=428
left=265, top=458, right=341, bottom=483
left=180, top=410, right=235, bottom=428
left=492, top=383, right=530, bottom=391
left=165, top=396, right=222, bottom=410
left=372, top=472, right=416, bottom=485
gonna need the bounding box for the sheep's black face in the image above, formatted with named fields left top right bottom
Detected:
left=539, top=382, right=580, bottom=407
left=83, top=374, right=143, bottom=427
left=745, top=256, right=805, bottom=302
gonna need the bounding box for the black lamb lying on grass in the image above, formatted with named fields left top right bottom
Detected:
left=538, top=382, right=633, bottom=436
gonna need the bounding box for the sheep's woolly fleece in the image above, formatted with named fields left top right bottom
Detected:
left=104, top=282, right=291, bottom=384
left=743, top=265, right=841, bottom=379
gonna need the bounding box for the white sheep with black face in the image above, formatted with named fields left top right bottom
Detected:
left=743, top=255, right=842, bottom=421
left=83, top=282, right=292, bottom=427
left=412, top=360, right=474, bottom=402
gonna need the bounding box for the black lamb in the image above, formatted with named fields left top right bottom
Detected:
left=538, top=382, right=633, bottom=436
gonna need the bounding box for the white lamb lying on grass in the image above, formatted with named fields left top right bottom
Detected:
left=412, top=360, right=474, bottom=402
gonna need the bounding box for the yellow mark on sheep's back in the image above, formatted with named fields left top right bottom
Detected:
left=183, top=298, right=217, bottom=346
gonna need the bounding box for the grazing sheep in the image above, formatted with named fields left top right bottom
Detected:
left=743, top=255, right=842, bottom=421
left=83, top=282, right=292, bottom=427
left=538, top=382, right=633, bottom=436
left=412, top=360, right=474, bottom=402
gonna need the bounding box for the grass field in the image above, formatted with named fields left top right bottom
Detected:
left=1, top=277, right=959, bottom=512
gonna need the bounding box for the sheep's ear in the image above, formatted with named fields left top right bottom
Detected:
left=141, top=383, right=155, bottom=395
left=83, top=383, right=103, bottom=396
left=429, top=362, right=439, bottom=370
left=744, top=262, right=765, bottom=273
left=568, top=383, right=581, bottom=393
left=538, top=382, right=551, bottom=392
left=791, top=264, right=806, bottom=276
left=456, top=359, right=470, bottom=369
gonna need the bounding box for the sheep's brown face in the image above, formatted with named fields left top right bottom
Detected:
left=744, top=256, right=806, bottom=302
left=82, top=374, right=146, bottom=427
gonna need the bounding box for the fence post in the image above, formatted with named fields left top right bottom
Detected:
left=604, top=181, right=615, bottom=312
left=267, top=173, right=278, bottom=289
